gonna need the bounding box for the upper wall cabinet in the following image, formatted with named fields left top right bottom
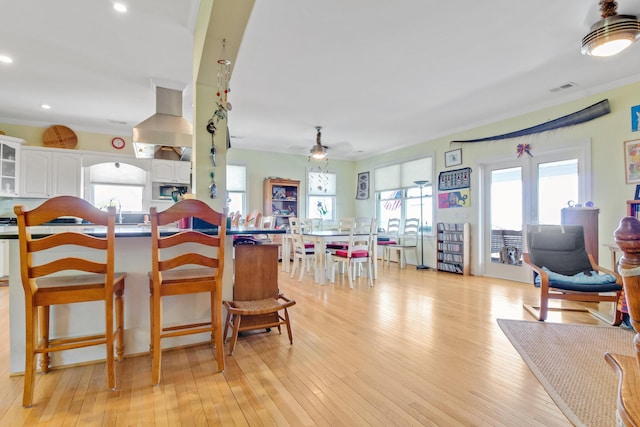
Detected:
left=151, top=159, right=191, bottom=184
left=0, top=137, right=22, bottom=197
left=20, top=147, right=82, bottom=198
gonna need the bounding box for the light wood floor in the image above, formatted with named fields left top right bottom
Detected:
left=0, top=263, right=609, bottom=426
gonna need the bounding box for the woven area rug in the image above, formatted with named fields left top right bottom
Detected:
left=497, top=319, right=635, bottom=427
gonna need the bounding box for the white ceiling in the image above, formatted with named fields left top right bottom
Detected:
left=2, top=1, right=640, bottom=161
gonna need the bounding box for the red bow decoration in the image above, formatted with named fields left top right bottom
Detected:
left=517, top=143, right=533, bottom=158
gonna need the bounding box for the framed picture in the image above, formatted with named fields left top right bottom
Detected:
left=632, top=105, right=640, bottom=132
left=356, top=171, right=369, bottom=200
left=625, top=139, right=640, bottom=184
left=445, top=148, right=462, bottom=168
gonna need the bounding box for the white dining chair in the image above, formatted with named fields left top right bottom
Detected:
left=330, top=217, right=376, bottom=288
left=384, top=218, right=419, bottom=268
left=289, top=218, right=330, bottom=281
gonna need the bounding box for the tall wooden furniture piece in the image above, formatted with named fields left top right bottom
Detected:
left=264, top=178, right=300, bottom=229
left=329, top=217, right=376, bottom=288
left=14, top=196, right=126, bottom=407
left=522, top=224, right=623, bottom=324
left=561, top=206, right=599, bottom=262
left=606, top=217, right=640, bottom=426
left=436, top=222, right=470, bottom=275
left=383, top=218, right=419, bottom=269
left=223, top=244, right=296, bottom=355
left=149, top=199, right=226, bottom=384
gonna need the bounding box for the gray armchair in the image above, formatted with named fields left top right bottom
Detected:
left=522, top=224, right=623, bottom=324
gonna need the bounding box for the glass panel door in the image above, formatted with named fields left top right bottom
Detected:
left=537, top=159, right=578, bottom=225
left=481, top=143, right=587, bottom=283
left=484, top=165, right=528, bottom=282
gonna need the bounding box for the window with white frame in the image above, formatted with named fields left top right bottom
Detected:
left=375, top=157, right=433, bottom=234
left=89, top=162, right=145, bottom=212
left=307, top=170, right=337, bottom=220
left=226, top=164, right=246, bottom=215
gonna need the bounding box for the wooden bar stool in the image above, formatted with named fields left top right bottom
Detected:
left=149, top=199, right=226, bottom=384
left=15, top=196, right=126, bottom=407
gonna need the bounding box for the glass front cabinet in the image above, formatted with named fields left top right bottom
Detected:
left=0, top=137, right=22, bottom=197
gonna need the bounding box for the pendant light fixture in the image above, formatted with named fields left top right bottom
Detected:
left=582, top=0, right=640, bottom=57
left=310, top=126, right=327, bottom=160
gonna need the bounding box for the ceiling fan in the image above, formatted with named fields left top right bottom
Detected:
left=289, top=126, right=355, bottom=160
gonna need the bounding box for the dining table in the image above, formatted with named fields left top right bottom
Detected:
left=302, top=229, right=377, bottom=285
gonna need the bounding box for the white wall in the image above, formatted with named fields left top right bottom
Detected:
left=227, top=148, right=356, bottom=219
left=356, top=81, right=640, bottom=272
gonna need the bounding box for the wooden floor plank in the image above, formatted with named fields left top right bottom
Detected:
left=0, top=264, right=614, bottom=426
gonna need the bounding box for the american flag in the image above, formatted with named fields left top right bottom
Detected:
left=383, top=190, right=402, bottom=211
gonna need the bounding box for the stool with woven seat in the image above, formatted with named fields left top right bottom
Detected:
left=223, top=295, right=295, bottom=355
left=223, top=243, right=296, bottom=355
left=14, top=196, right=126, bottom=407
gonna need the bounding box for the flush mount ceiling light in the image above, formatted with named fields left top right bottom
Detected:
left=310, top=126, right=327, bottom=159
left=582, top=0, right=640, bottom=57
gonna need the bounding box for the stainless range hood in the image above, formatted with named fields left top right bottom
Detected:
left=132, top=86, right=193, bottom=159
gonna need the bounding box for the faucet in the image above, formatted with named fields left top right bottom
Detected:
left=109, top=198, right=123, bottom=224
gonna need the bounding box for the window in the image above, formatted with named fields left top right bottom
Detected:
left=88, top=162, right=145, bottom=212
left=307, top=171, right=337, bottom=220
left=375, top=157, right=433, bottom=234
left=226, top=164, right=246, bottom=215
left=93, top=184, right=143, bottom=212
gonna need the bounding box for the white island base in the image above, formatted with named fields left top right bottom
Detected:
left=7, top=232, right=236, bottom=375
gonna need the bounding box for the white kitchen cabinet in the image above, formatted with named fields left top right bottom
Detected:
left=151, top=159, right=191, bottom=184
left=21, top=147, right=82, bottom=198
left=0, top=137, right=21, bottom=197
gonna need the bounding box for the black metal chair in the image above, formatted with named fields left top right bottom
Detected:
left=522, top=224, right=623, bottom=324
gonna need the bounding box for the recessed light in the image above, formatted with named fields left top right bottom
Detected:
left=0, top=55, right=13, bottom=64
left=113, top=3, right=127, bottom=13
left=41, top=104, right=51, bottom=110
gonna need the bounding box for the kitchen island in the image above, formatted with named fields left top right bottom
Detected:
left=0, top=224, right=284, bottom=374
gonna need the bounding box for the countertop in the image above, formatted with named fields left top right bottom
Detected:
left=0, top=224, right=286, bottom=239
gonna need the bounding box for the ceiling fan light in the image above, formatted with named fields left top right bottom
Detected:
left=310, top=144, right=326, bottom=159
left=581, top=15, right=640, bottom=56
left=309, top=125, right=327, bottom=159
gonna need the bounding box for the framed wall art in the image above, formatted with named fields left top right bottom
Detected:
left=356, top=171, right=369, bottom=200
left=445, top=148, right=462, bottom=168
left=438, top=167, right=471, bottom=191
left=632, top=105, right=640, bottom=132
left=625, top=139, right=640, bottom=184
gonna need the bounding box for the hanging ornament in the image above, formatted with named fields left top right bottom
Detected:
left=206, top=118, right=217, bottom=167
left=209, top=171, right=217, bottom=199
left=217, top=38, right=231, bottom=110
left=516, top=143, right=533, bottom=158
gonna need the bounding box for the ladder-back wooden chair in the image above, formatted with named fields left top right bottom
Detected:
left=149, top=199, right=226, bottom=384
left=15, top=196, right=126, bottom=407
